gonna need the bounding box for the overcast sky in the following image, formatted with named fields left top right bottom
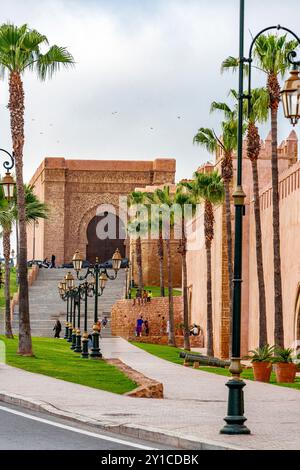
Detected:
left=0, top=0, right=299, bottom=183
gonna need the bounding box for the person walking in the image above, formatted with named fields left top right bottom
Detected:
left=50, top=254, right=56, bottom=268
left=53, top=320, right=62, bottom=338
left=136, top=315, right=144, bottom=337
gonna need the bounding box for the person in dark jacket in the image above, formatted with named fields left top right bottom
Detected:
left=53, top=320, right=62, bottom=338
left=51, top=254, right=56, bottom=268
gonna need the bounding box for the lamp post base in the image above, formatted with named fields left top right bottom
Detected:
left=81, top=333, right=89, bottom=359
left=220, top=378, right=250, bottom=435
left=70, top=329, right=77, bottom=350
left=64, top=325, right=69, bottom=340
left=67, top=326, right=72, bottom=343
left=74, top=330, right=82, bottom=353
left=90, top=330, right=102, bottom=359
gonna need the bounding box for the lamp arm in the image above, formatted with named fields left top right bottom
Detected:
left=0, top=149, right=15, bottom=172
left=76, top=267, right=93, bottom=281
left=246, top=25, right=300, bottom=119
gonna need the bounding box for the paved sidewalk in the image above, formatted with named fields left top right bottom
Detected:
left=1, top=337, right=300, bottom=449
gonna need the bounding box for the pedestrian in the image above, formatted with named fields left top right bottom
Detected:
left=147, top=290, right=152, bottom=302
left=53, top=319, right=62, bottom=338
left=101, top=316, right=108, bottom=328
left=142, top=289, right=148, bottom=305
left=136, top=315, right=143, bottom=337
left=50, top=254, right=56, bottom=268
left=144, top=319, right=150, bottom=336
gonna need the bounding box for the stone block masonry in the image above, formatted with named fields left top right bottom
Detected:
left=111, top=296, right=203, bottom=347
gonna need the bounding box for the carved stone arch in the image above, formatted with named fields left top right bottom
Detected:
left=75, top=194, right=128, bottom=261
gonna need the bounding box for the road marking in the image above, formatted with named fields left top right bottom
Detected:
left=0, top=405, right=157, bottom=450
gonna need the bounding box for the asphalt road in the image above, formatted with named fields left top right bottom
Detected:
left=0, top=401, right=166, bottom=450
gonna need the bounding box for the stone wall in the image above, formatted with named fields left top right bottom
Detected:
left=111, top=296, right=184, bottom=338
left=111, top=296, right=203, bottom=347
left=186, top=131, right=298, bottom=359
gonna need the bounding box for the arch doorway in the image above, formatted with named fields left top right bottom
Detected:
left=86, top=212, right=126, bottom=264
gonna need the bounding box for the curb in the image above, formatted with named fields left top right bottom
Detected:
left=0, top=391, right=244, bottom=450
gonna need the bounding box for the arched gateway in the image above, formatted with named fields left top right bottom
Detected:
left=86, top=213, right=126, bottom=263
left=26, top=157, right=176, bottom=266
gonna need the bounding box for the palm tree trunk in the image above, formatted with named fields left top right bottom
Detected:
left=8, top=71, right=32, bottom=355
left=3, top=227, right=13, bottom=338
left=251, top=159, right=267, bottom=347
left=270, top=107, right=284, bottom=347
left=205, top=241, right=214, bottom=357
left=166, top=238, right=175, bottom=346
left=181, top=219, right=190, bottom=351
left=136, top=236, right=143, bottom=293
left=158, top=229, right=165, bottom=297
left=224, top=180, right=233, bottom=354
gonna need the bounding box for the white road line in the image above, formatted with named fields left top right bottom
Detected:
left=0, top=405, right=157, bottom=450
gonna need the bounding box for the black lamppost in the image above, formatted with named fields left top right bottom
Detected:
left=72, top=248, right=122, bottom=359
left=220, top=0, right=300, bottom=435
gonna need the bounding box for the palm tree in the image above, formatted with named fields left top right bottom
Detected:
left=212, top=89, right=270, bottom=347
left=222, top=34, right=297, bottom=347
left=154, top=186, right=176, bottom=347
left=128, top=191, right=148, bottom=293
left=147, top=191, right=165, bottom=297
left=2, top=185, right=48, bottom=338
left=245, top=88, right=270, bottom=346
left=193, top=120, right=239, bottom=353
left=0, top=23, right=74, bottom=355
left=174, top=187, right=195, bottom=351
left=181, top=172, right=224, bottom=357
left=0, top=193, right=14, bottom=338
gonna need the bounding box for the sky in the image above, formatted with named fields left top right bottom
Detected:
left=0, top=0, right=299, bottom=184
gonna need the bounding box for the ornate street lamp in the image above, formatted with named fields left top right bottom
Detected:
left=1, top=171, right=15, bottom=200
left=72, top=249, right=83, bottom=272
left=281, top=64, right=300, bottom=126
left=73, top=248, right=122, bottom=358
left=220, top=1, right=300, bottom=436
left=0, top=149, right=15, bottom=201
left=112, top=248, right=122, bottom=271
left=65, top=272, right=75, bottom=290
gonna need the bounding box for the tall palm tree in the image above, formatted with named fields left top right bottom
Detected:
left=193, top=120, right=239, bottom=353
left=0, top=193, right=14, bottom=338
left=147, top=191, right=165, bottom=297
left=2, top=185, right=48, bottom=337
left=0, top=23, right=74, bottom=355
left=212, top=89, right=270, bottom=347
left=174, top=187, right=195, bottom=351
left=182, top=171, right=224, bottom=357
left=154, top=186, right=176, bottom=347
left=245, top=88, right=270, bottom=346
left=128, top=191, right=148, bottom=293
left=222, top=34, right=297, bottom=347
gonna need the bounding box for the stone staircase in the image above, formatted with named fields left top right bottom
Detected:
left=1, top=268, right=126, bottom=338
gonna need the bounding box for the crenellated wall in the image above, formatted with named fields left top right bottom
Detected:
left=187, top=130, right=299, bottom=358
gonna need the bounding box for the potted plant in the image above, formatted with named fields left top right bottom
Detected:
left=245, top=345, right=275, bottom=382
left=273, top=348, right=297, bottom=383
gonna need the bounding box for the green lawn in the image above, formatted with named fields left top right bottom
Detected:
left=1, top=336, right=137, bottom=395
left=0, top=268, right=18, bottom=310
left=130, top=285, right=181, bottom=298
left=131, top=342, right=300, bottom=390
